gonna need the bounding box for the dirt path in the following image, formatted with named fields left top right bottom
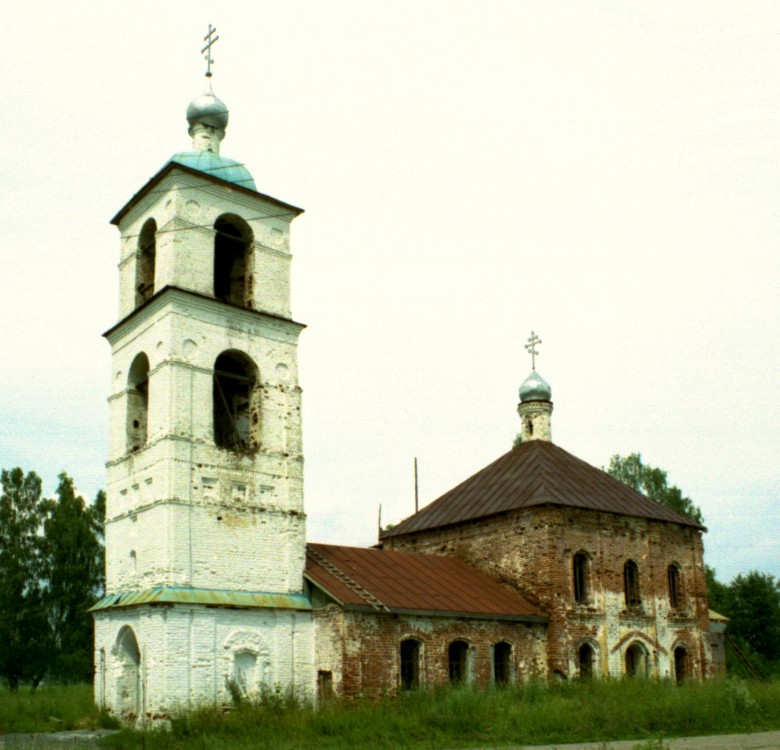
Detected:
left=506, top=730, right=780, bottom=750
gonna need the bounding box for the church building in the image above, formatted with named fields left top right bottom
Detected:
left=92, top=48, right=714, bottom=720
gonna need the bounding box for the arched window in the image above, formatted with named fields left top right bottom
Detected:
left=578, top=642, right=594, bottom=679
left=400, top=638, right=421, bottom=690
left=213, top=351, right=260, bottom=451
left=673, top=645, right=688, bottom=684
left=624, top=559, right=641, bottom=608
left=573, top=551, right=589, bottom=604
left=214, top=215, right=253, bottom=307
left=115, top=626, right=141, bottom=718
left=493, top=641, right=512, bottom=685
left=625, top=641, right=648, bottom=677
left=126, top=353, right=150, bottom=452
left=135, top=218, right=156, bottom=308
left=448, top=640, right=470, bottom=684
left=668, top=563, right=682, bottom=609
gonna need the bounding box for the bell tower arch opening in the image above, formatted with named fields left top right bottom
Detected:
left=214, top=214, right=253, bottom=308
left=135, top=219, right=157, bottom=308
left=126, top=353, right=150, bottom=452
left=213, top=350, right=261, bottom=451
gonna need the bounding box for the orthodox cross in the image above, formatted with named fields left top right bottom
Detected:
left=525, top=331, right=542, bottom=370
left=201, top=24, right=220, bottom=78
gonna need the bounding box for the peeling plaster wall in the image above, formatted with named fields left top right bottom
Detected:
left=313, top=608, right=547, bottom=699
left=385, top=506, right=711, bottom=680
left=94, top=606, right=314, bottom=721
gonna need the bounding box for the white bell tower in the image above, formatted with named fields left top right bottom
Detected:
left=93, top=33, right=315, bottom=719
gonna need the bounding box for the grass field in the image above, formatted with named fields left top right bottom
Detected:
left=2, top=679, right=779, bottom=749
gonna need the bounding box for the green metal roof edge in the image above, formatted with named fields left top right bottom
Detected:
left=90, top=586, right=312, bottom=612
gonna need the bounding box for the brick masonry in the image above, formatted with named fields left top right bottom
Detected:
left=384, top=504, right=711, bottom=681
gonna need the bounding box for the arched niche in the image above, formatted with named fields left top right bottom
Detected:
left=135, top=218, right=157, bottom=308
left=126, top=353, right=150, bottom=452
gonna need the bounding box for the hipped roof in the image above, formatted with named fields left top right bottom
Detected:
left=382, top=440, right=704, bottom=539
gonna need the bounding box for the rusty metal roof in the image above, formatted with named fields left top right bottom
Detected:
left=305, top=543, right=546, bottom=622
left=89, top=586, right=311, bottom=612
left=382, top=440, right=704, bottom=539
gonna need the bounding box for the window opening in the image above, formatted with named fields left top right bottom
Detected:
left=674, top=646, right=687, bottom=684
left=214, top=216, right=252, bottom=307
left=493, top=642, right=512, bottom=684
left=624, top=560, right=641, bottom=607
left=213, top=351, right=259, bottom=451
left=573, top=552, right=589, bottom=603
left=668, top=564, right=682, bottom=609
left=448, top=640, right=469, bottom=684
left=400, top=639, right=421, bottom=690
left=578, top=643, right=594, bottom=679
left=135, top=218, right=156, bottom=308
left=126, top=353, right=150, bottom=452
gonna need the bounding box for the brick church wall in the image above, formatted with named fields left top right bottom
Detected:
left=384, top=505, right=711, bottom=680
left=314, top=605, right=547, bottom=698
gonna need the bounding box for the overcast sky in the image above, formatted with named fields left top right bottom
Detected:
left=1, top=2, right=777, bottom=583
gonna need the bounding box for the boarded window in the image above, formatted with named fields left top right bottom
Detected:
left=573, top=551, right=589, bottom=603
left=318, top=670, right=334, bottom=701
left=135, top=218, right=156, bottom=308
left=213, top=351, right=260, bottom=451
left=400, top=639, right=421, bottom=690
left=624, top=560, right=641, bottom=607
left=578, top=643, right=594, bottom=679
left=448, top=640, right=469, bottom=684
left=493, top=642, right=512, bottom=684
left=126, top=353, right=150, bottom=452
left=214, top=215, right=253, bottom=307
left=668, top=564, right=682, bottom=609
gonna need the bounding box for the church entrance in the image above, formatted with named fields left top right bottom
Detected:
left=625, top=642, right=648, bottom=677
left=674, top=646, right=688, bottom=683
left=115, top=626, right=141, bottom=718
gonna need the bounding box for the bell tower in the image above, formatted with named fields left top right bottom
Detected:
left=93, top=32, right=314, bottom=719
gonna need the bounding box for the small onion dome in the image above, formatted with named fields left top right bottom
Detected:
left=519, top=370, right=552, bottom=402
left=169, top=152, right=256, bottom=190
left=186, top=91, right=229, bottom=132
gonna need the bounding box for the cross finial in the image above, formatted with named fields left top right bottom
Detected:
left=201, top=24, right=220, bottom=79
left=525, top=331, right=542, bottom=370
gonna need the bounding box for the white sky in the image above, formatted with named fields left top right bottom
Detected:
left=1, top=2, right=778, bottom=583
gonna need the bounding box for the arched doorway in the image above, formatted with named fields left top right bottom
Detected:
left=400, top=638, right=421, bottom=690
left=625, top=641, right=648, bottom=677
left=115, top=626, right=140, bottom=718
left=493, top=641, right=512, bottom=685
left=674, top=646, right=688, bottom=683
left=578, top=642, right=595, bottom=679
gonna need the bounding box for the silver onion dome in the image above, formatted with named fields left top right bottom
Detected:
left=186, top=91, right=230, bottom=132
left=519, top=370, right=552, bottom=402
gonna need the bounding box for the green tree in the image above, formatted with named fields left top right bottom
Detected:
left=0, top=468, right=51, bottom=690
left=606, top=453, right=704, bottom=525
left=41, top=475, right=106, bottom=682
left=728, top=571, right=780, bottom=667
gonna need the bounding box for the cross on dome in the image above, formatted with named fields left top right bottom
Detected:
left=201, top=24, right=220, bottom=79
left=525, top=331, right=542, bottom=370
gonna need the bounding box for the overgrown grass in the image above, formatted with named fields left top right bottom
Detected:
left=98, top=678, right=780, bottom=750
left=0, top=684, right=118, bottom=734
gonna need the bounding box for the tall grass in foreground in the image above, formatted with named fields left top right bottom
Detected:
left=0, top=684, right=117, bottom=734
left=100, top=678, right=780, bottom=750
